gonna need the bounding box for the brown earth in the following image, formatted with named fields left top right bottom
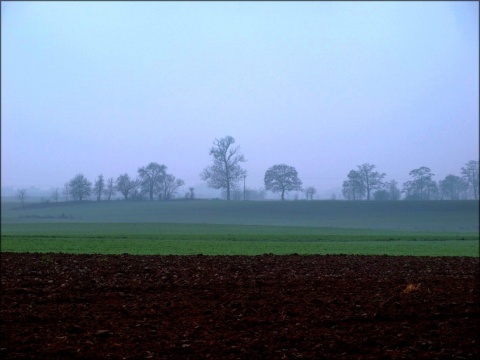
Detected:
left=1, top=253, right=478, bottom=359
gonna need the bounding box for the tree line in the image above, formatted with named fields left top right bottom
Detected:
left=14, top=135, right=479, bottom=205
left=342, top=161, right=479, bottom=201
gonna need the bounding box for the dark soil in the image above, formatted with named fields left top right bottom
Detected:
left=1, top=253, right=478, bottom=359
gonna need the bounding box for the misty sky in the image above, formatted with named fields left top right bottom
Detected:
left=2, top=1, right=479, bottom=198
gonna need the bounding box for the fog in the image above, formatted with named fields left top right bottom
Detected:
left=2, top=2, right=478, bottom=199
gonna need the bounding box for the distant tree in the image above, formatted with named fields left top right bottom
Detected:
left=51, top=188, right=60, bottom=203
left=244, top=187, right=266, bottom=201
left=104, top=177, right=116, bottom=201
left=264, top=164, right=302, bottom=201
left=93, top=175, right=106, bottom=201
left=115, top=174, right=138, bottom=200
left=138, top=162, right=167, bottom=201
left=342, top=170, right=366, bottom=200
left=385, top=180, right=401, bottom=200
left=158, top=174, right=185, bottom=200
left=373, top=189, right=389, bottom=200
left=68, top=174, right=92, bottom=201
left=354, top=163, right=385, bottom=201
left=373, top=180, right=401, bottom=201
left=130, top=188, right=146, bottom=201
left=16, top=188, right=28, bottom=208
left=62, top=182, right=70, bottom=201
left=461, top=160, right=479, bottom=200
left=201, top=136, right=246, bottom=201
left=439, top=174, right=466, bottom=200
left=305, top=186, right=317, bottom=200
left=186, top=187, right=195, bottom=200
left=402, top=167, right=437, bottom=200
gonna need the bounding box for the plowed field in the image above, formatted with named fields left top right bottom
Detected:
left=1, top=253, right=478, bottom=359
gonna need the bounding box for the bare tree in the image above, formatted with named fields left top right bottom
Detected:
left=461, top=160, right=479, bottom=200
left=93, top=175, right=106, bottom=201
left=403, top=167, right=438, bottom=200
left=115, top=174, right=138, bottom=200
left=68, top=174, right=92, bottom=201
left=201, top=136, right=246, bottom=201
left=105, top=177, right=116, bottom=201
left=304, top=186, right=317, bottom=200
left=138, top=162, right=167, bottom=201
left=264, top=164, right=302, bottom=200
left=51, top=188, right=60, bottom=203
left=355, top=163, right=385, bottom=201
left=62, top=182, right=70, bottom=201
left=342, top=170, right=365, bottom=200
left=158, top=174, right=185, bottom=200
left=439, top=174, right=466, bottom=200
left=16, top=188, right=28, bottom=208
left=186, top=187, right=195, bottom=200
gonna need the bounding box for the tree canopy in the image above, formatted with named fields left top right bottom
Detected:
left=264, top=164, right=302, bottom=200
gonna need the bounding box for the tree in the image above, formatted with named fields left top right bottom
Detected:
left=186, top=187, right=195, bottom=200
left=158, top=174, right=185, bottom=200
left=62, top=182, right=70, bottom=201
left=385, top=180, right=401, bottom=200
left=138, top=162, right=167, bottom=201
left=354, top=163, right=385, bottom=201
left=105, top=177, right=116, bottom=201
left=201, top=136, right=246, bottom=201
left=16, top=188, right=27, bottom=208
left=373, top=189, right=389, bottom=200
left=264, top=164, right=302, bottom=200
left=51, top=188, right=60, bottom=203
left=342, top=170, right=366, bottom=200
left=93, top=175, right=106, bottom=201
left=304, top=186, right=316, bottom=200
left=68, top=174, right=92, bottom=201
left=373, top=180, right=401, bottom=201
left=402, top=167, right=437, bottom=200
left=461, top=160, right=479, bottom=200
left=439, top=174, right=466, bottom=200
left=115, top=174, right=138, bottom=200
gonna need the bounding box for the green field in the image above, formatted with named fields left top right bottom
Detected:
left=1, top=200, right=478, bottom=256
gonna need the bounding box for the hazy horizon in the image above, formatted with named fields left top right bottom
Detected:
left=2, top=2, right=478, bottom=198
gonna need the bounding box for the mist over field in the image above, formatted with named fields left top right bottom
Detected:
left=2, top=2, right=478, bottom=199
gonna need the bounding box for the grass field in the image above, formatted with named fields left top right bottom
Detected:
left=1, top=200, right=478, bottom=256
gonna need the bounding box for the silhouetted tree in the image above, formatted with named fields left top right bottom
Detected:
left=264, top=164, right=302, bottom=200
left=93, top=175, right=106, bottom=201
left=16, top=188, right=27, bottom=208
left=115, top=174, right=138, bottom=200
left=439, top=174, right=467, bottom=200
left=62, top=182, right=70, bottom=201
left=186, top=187, right=195, bottom=200
left=305, top=186, right=317, bottom=200
left=461, top=160, right=479, bottom=200
left=354, top=163, right=385, bottom=201
left=138, top=162, right=167, bottom=201
left=51, top=188, right=60, bottom=203
left=403, top=167, right=438, bottom=200
left=342, top=170, right=365, bottom=200
left=201, top=136, right=246, bottom=201
left=68, top=174, right=92, bottom=201
left=158, top=174, right=185, bottom=200
left=105, top=177, right=116, bottom=201
left=385, top=180, right=401, bottom=200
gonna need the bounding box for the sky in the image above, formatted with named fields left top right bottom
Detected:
left=2, top=1, right=479, bottom=198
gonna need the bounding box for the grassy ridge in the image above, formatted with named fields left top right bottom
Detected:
left=2, top=200, right=479, bottom=231
left=2, top=200, right=478, bottom=256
